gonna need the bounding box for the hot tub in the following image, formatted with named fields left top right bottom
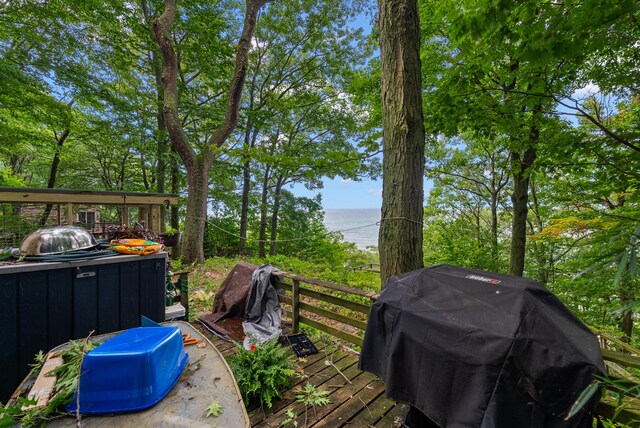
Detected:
left=0, top=252, right=167, bottom=402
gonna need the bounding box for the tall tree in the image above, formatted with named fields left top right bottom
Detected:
left=425, top=134, right=511, bottom=267
left=378, top=0, right=426, bottom=284
left=236, top=0, right=374, bottom=255
left=153, top=0, right=269, bottom=264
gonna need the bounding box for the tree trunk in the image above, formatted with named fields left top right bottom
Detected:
left=378, top=0, right=425, bottom=286
left=182, top=157, right=209, bottom=264
left=490, top=192, right=499, bottom=259
left=39, top=128, right=70, bottom=227
left=508, top=149, right=535, bottom=276
left=239, top=124, right=257, bottom=254
left=153, top=0, right=269, bottom=264
left=621, top=311, right=633, bottom=342
left=170, top=147, right=181, bottom=260
left=269, top=177, right=283, bottom=256
left=488, top=154, right=501, bottom=260
left=142, top=0, right=168, bottom=229
left=258, top=165, right=271, bottom=258
left=239, top=159, right=251, bottom=254
left=154, top=57, right=168, bottom=230
left=529, top=179, right=548, bottom=285
left=508, top=105, right=541, bottom=277
left=620, top=291, right=634, bottom=342
left=475, top=204, right=481, bottom=246
left=9, top=154, right=27, bottom=176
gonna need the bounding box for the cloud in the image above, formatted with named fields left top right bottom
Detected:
left=573, top=83, right=600, bottom=98
left=368, top=188, right=383, bottom=196
left=341, top=178, right=353, bottom=183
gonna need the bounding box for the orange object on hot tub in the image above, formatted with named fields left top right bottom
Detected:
left=109, top=239, right=163, bottom=255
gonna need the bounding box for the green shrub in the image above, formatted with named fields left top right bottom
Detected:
left=227, top=337, right=296, bottom=408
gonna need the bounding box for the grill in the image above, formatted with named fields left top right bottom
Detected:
left=359, top=264, right=605, bottom=427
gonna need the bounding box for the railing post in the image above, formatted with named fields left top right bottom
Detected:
left=177, top=273, right=189, bottom=321
left=292, top=279, right=300, bottom=333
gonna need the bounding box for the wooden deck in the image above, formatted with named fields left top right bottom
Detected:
left=197, top=323, right=408, bottom=428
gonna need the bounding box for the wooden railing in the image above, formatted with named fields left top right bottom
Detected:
left=275, top=272, right=378, bottom=347
left=596, top=332, right=640, bottom=425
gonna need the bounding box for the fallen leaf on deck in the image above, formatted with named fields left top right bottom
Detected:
left=204, top=400, right=223, bottom=418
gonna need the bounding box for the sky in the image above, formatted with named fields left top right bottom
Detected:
left=292, top=177, right=382, bottom=209
left=290, top=7, right=389, bottom=210
left=292, top=177, right=434, bottom=210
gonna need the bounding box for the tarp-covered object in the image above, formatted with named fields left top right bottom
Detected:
left=199, top=262, right=258, bottom=341
left=243, top=264, right=282, bottom=348
left=359, top=264, right=605, bottom=428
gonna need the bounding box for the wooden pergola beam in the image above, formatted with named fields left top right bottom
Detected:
left=0, top=187, right=178, bottom=206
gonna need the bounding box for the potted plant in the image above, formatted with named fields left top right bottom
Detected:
left=159, top=226, right=181, bottom=247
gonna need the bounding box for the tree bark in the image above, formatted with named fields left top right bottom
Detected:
left=142, top=0, right=168, bottom=229
left=153, top=0, right=269, bottom=264
left=488, top=154, right=504, bottom=260
left=269, top=176, right=283, bottom=256
left=154, top=56, right=168, bottom=229
left=239, top=157, right=251, bottom=254
left=39, top=128, right=70, bottom=227
left=378, top=0, right=425, bottom=286
left=170, top=147, right=181, bottom=260
left=258, top=165, right=271, bottom=258
left=528, top=179, right=548, bottom=285
left=621, top=311, right=633, bottom=342
left=508, top=105, right=541, bottom=276
left=239, top=124, right=257, bottom=254
left=490, top=192, right=499, bottom=259
left=181, top=157, right=208, bottom=264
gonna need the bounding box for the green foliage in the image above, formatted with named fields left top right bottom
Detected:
left=0, top=168, right=24, bottom=187
left=292, top=383, right=330, bottom=428
left=0, top=339, right=97, bottom=427
left=569, top=376, right=640, bottom=427
left=281, top=409, right=299, bottom=427
left=254, top=253, right=379, bottom=294
left=164, top=225, right=179, bottom=236
left=227, top=337, right=297, bottom=408
left=294, top=383, right=330, bottom=408
left=204, top=215, right=241, bottom=258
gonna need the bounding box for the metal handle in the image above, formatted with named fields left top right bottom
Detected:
left=76, top=271, right=96, bottom=278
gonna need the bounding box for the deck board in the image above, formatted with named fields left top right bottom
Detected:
left=195, top=322, right=404, bottom=427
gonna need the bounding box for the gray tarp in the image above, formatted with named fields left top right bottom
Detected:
left=242, top=264, right=282, bottom=348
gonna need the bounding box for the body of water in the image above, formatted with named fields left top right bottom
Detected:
left=323, top=208, right=380, bottom=249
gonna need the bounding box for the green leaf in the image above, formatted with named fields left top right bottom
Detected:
left=204, top=400, right=223, bottom=418
left=630, top=247, right=638, bottom=277
left=610, top=300, right=640, bottom=318
left=565, top=382, right=599, bottom=421
left=613, top=250, right=629, bottom=287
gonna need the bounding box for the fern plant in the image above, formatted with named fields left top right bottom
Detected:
left=227, top=337, right=296, bottom=408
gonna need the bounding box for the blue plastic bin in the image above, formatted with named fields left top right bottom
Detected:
left=67, top=326, right=188, bottom=414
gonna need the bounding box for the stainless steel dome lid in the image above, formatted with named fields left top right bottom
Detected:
left=20, top=225, right=98, bottom=256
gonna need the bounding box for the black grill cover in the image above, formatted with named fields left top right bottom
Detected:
left=359, top=265, right=605, bottom=427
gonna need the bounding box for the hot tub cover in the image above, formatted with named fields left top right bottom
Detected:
left=359, top=264, right=605, bottom=427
